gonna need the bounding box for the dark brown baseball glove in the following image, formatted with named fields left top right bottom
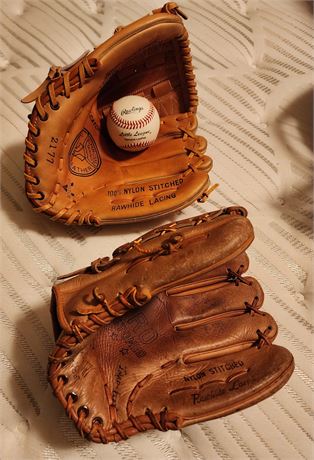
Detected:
left=48, top=255, right=294, bottom=442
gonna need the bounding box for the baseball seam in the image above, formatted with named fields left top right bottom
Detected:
left=110, top=104, right=155, bottom=130
left=119, top=140, right=152, bottom=150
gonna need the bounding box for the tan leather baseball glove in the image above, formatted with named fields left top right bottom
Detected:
left=48, top=251, right=294, bottom=442
left=21, top=3, right=213, bottom=226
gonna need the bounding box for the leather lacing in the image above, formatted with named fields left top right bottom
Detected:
left=57, top=256, right=119, bottom=280
left=175, top=15, right=216, bottom=203
left=76, top=289, right=169, bottom=346
left=55, top=383, right=178, bottom=442
left=90, top=284, right=152, bottom=320
left=197, top=184, right=219, bottom=203
left=112, top=208, right=240, bottom=256
left=226, top=267, right=249, bottom=286
left=24, top=57, right=99, bottom=225
left=245, top=296, right=264, bottom=316
left=233, top=274, right=270, bottom=346
left=256, top=326, right=273, bottom=349
left=145, top=407, right=170, bottom=432
left=101, top=406, right=177, bottom=442
left=134, top=235, right=183, bottom=256
left=68, top=236, right=184, bottom=327
left=192, top=207, right=246, bottom=225
left=127, top=209, right=236, bottom=242
left=177, top=29, right=197, bottom=111
left=176, top=125, right=217, bottom=203
left=161, top=2, right=188, bottom=20
left=59, top=234, right=184, bottom=280
left=227, top=270, right=269, bottom=343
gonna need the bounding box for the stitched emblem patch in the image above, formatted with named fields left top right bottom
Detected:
left=69, top=129, right=101, bottom=176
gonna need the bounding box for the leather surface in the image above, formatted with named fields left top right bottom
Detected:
left=49, top=269, right=294, bottom=442
left=50, top=207, right=253, bottom=339
left=22, top=3, right=212, bottom=225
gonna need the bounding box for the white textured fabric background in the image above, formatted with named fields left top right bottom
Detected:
left=0, top=1, right=313, bottom=459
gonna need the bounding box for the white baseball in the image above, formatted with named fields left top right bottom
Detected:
left=107, top=95, right=160, bottom=152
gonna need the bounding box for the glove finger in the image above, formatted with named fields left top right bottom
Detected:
left=51, top=208, right=253, bottom=338
left=166, top=275, right=264, bottom=328
left=112, top=206, right=247, bottom=254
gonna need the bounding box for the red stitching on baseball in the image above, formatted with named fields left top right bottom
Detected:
left=119, top=140, right=152, bottom=150
left=110, top=105, right=155, bottom=130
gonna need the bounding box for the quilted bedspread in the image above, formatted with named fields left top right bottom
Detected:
left=0, top=0, right=313, bottom=458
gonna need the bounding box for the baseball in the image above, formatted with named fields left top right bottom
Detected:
left=107, top=95, right=160, bottom=152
